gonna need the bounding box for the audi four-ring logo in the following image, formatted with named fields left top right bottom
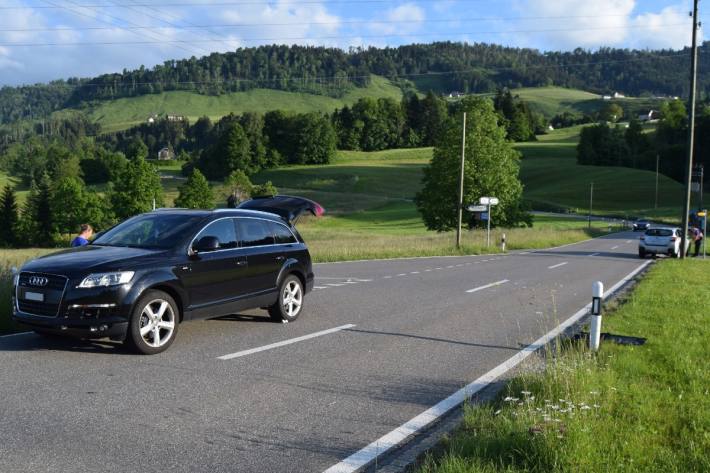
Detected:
left=29, top=276, right=49, bottom=287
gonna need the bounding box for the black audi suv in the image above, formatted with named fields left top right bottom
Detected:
left=12, top=196, right=321, bottom=354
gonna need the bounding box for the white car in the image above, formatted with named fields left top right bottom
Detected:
left=638, top=227, right=689, bottom=258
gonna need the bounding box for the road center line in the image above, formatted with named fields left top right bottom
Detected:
left=218, top=324, right=356, bottom=361
left=548, top=262, right=568, bottom=269
left=326, top=283, right=345, bottom=287
left=611, top=245, right=619, bottom=250
left=323, top=261, right=652, bottom=473
left=466, top=279, right=509, bottom=293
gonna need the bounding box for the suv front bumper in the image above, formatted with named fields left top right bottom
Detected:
left=12, top=281, right=133, bottom=340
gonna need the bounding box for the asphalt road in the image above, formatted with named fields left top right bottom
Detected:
left=0, top=232, right=649, bottom=473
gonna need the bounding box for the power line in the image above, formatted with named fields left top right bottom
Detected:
left=120, top=0, right=240, bottom=51
left=0, top=0, right=497, bottom=9
left=0, top=14, right=652, bottom=32
left=39, top=0, right=206, bottom=56
left=0, top=22, right=691, bottom=47
left=106, top=0, right=233, bottom=54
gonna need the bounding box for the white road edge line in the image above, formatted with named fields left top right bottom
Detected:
left=0, top=331, right=32, bottom=339
left=466, top=279, right=509, bottom=293
left=218, top=324, right=356, bottom=361
left=322, top=261, right=652, bottom=473
left=548, top=262, right=568, bottom=269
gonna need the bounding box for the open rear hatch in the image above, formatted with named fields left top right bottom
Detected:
left=237, top=195, right=325, bottom=223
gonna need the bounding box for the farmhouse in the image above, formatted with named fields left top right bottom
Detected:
left=638, top=110, right=660, bottom=122
left=157, top=147, right=175, bottom=160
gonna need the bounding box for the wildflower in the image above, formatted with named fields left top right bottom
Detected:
left=593, top=404, right=601, bottom=409
left=590, top=391, right=599, bottom=395
left=521, top=391, right=532, bottom=396
left=494, top=409, right=502, bottom=416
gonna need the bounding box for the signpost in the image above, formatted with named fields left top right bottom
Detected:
left=479, top=197, right=499, bottom=247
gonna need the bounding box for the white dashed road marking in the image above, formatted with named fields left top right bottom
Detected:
left=611, top=245, right=619, bottom=250
left=466, top=279, right=510, bottom=293
left=218, top=324, right=356, bottom=360
left=548, top=262, right=568, bottom=269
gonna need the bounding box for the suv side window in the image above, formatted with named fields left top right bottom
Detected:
left=269, top=221, right=297, bottom=244
left=194, top=218, right=238, bottom=249
left=236, top=218, right=275, bottom=247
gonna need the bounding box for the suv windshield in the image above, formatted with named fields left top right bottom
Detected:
left=645, top=229, right=673, bottom=237
left=93, top=213, right=204, bottom=249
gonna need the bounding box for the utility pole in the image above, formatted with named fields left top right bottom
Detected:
left=589, top=182, right=594, bottom=229
left=456, top=112, right=467, bottom=249
left=681, top=0, right=700, bottom=259
left=655, top=153, right=660, bottom=209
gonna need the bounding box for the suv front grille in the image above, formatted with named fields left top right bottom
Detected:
left=17, top=272, right=68, bottom=318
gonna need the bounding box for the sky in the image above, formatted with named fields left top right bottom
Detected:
left=0, top=0, right=705, bottom=86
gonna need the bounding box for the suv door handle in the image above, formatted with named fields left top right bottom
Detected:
left=275, top=255, right=285, bottom=262
left=235, top=259, right=248, bottom=267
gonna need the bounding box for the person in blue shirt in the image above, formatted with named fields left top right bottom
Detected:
left=71, top=224, right=93, bottom=247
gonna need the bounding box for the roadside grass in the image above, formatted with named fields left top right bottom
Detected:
left=418, top=259, right=710, bottom=473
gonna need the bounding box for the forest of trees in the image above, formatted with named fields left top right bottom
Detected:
left=2, top=41, right=709, bottom=124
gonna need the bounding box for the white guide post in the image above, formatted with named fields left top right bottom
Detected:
left=590, top=281, right=604, bottom=351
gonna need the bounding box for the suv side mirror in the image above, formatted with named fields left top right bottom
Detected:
left=193, top=236, right=220, bottom=253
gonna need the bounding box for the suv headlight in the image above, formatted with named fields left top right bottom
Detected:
left=78, top=271, right=135, bottom=288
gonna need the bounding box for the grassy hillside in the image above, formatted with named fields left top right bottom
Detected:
left=513, top=87, right=603, bottom=117
left=84, top=75, right=402, bottom=133
left=516, top=126, right=686, bottom=220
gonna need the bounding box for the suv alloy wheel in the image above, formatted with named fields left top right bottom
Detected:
left=127, top=290, right=180, bottom=355
left=269, top=275, right=304, bottom=322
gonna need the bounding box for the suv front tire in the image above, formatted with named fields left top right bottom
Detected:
left=126, top=290, right=180, bottom=355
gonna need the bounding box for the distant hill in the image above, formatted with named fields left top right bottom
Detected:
left=2, top=41, right=708, bottom=125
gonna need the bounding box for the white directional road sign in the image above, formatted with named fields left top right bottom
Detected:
left=467, top=204, right=488, bottom=212
left=479, top=197, right=499, bottom=205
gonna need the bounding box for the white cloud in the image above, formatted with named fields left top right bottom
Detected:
left=217, top=0, right=342, bottom=46
left=370, top=3, right=425, bottom=35
left=629, top=5, right=695, bottom=49
left=514, top=0, right=635, bottom=48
